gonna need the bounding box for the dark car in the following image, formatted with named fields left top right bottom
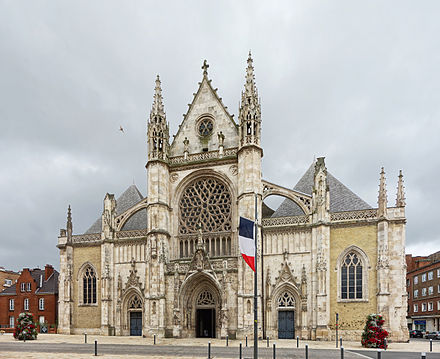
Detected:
left=410, top=330, right=423, bottom=338
left=426, top=331, right=440, bottom=340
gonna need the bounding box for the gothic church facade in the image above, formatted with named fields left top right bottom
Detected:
left=57, top=55, right=408, bottom=341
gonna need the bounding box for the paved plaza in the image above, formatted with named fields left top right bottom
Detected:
left=1, top=334, right=440, bottom=358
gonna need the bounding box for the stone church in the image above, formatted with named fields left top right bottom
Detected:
left=57, top=54, right=409, bottom=341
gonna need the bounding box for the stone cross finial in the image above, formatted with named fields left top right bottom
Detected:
left=66, top=205, right=72, bottom=242
left=151, top=75, right=165, bottom=119
left=378, top=167, right=388, bottom=217
left=202, top=60, right=209, bottom=77
left=396, top=170, right=406, bottom=207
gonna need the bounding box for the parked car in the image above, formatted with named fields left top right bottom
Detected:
left=410, top=330, right=424, bottom=338
left=425, top=331, right=440, bottom=340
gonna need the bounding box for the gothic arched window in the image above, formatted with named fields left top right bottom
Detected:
left=83, top=266, right=97, bottom=304
left=129, top=295, right=142, bottom=309
left=278, top=292, right=295, bottom=308
left=341, top=252, right=363, bottom=299
left=196, top=290, right=215, bottom=306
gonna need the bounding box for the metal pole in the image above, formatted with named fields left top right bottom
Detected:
left=430, top=339, right=433, bottom=352
left=340, top=346, right=344, bottom=359
left=340, top=337, right=342, bottom=348
left=94, top=340, right=97, bottom=356
left=305, top=344, right=308, bottom=359
left=208, top=341, right=211, bottom=359
left=239, top=342, right=242, bottom=359
left=267, top=336, right=269, bottom=348
left=254, top=193, right=258, bottom=359
left=296, top=336, right=299, bottom=348
left=246, top=335, right=248, bottom=347
left=273, top=343, right=276, bottom=359
left=154, top=334, right=156, bottom=345
left=377, top=349, right=381, bottom=359
left=226, top=335, right=228, bottom=346
left=84, top=333, right=87, bottom=344
left=336, top=313, right=339, bottom=348
left=421, top=352, right=426, bottom=359
left=384, top=338, right=387, bottom=350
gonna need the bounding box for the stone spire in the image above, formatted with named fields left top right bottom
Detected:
left=239, top=51, right=261, bottom=148
left=396, top=170, right=406, bottom=207
left=148, top=75, right=169, bottom=161
left=150, top=75, right=165, bottom=120
left=378, top=167, right=388, bottom=217
left=66, top=205, right=72, bottom=242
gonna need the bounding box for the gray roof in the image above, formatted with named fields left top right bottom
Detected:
left=272, top=162, right=372, bottom=217
left=85, top=184, right=147, bottom=234
left=38, top=271, right=59, bottom=294
left=0, top=283, right=16, bottom=295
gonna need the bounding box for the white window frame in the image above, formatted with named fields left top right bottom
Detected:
left=39, top=316, right=45, bottom=324
left=438, top=284, right=440, bottom=293
left=24, top=298, right=29, bottom=311
left=20, top=283, right=25, bottom=292
left=438, top=269, right=440, bottom=278
left=429, top=302, right=434, bottom=311
left=414, top=276, right=419, bottom=285
left=438, top=301, right=440, bottom=311
left=336, top=245, right=370, bottom=302
left=414, top=289, right=418, bottom=298
left=78, top=262, right=98, bottom=306
left=39, top=298, right=44, bottom=311
left=26, top=282, right=31, bottom=292
left=422, top=273, right=427, bottom=282
left=422, top=287, right=427, bottom=296
left=9, top=299, right=14, bottom=311
left=4, top=279, right=12, bottom=286
left=9, top=316, right=14, bottom=328
left=429, top=286, right=434, bottom=295
left=422, top=303, right=427, bottom=312
left=428, top=271, right=434, bottom=280
left=414, top=304, right=418, bottom=312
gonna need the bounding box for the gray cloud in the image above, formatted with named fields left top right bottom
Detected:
left=0, top=0, right=439, bottom=271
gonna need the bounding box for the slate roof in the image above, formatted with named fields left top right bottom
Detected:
left=37, top=271, right=59, bottom=294
left=85, top=184, right=147, bottom=234
left=271, top=162, right=372, bottom=217
left=0, top=283, right=16, bottom=295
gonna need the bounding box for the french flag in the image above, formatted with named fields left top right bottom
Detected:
left=239, top=217, right=255, bottom=272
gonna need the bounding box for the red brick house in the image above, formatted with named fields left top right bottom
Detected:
left=0, top=265, right=58, bottom=332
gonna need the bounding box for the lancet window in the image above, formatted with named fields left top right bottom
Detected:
left=341, top=252, right=363, bottom=299
left=128, top=295, right=142, bottom=309
left=278, top=292, right=295, bottom=308
left=83, top=266, right=97, bottom=304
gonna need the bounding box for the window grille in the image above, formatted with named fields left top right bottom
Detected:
left=39, top=298, right=45, bottom=311
left=341, top=252, right=363, bottom=299
left=24, top=298, right=29, bottom=311
left=9, top=299, right=14, bottom=311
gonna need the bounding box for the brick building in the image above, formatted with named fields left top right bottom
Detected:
left=0, top=265, right=58, bottom=332
left=407, top=252, right=440, bottom=332
left=0, top=267, right=20, bottom=291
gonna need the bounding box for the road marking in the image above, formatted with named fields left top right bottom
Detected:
left=346, top=350, right=372, bottom=359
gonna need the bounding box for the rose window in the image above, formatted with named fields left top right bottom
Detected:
left=198, top=118, right=214, bottom=137
left=179, top=177, right=232, bottom=235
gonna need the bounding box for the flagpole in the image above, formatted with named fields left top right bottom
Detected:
left=254, top=193, right=258, bottom=359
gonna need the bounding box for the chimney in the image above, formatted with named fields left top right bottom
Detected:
left=44, top=264, right=54, bottom=281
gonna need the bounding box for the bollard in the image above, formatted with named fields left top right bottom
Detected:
left=340, top=337, right=342, bottom=348
left=208, top=341, right=211, bottom=359
left=421, top=352, right=426, bottom=359
left=305, top=344, right=309, bottom=359
left=154, top=334, right=156, bottom=345
left=267, top=336, right=269, bottom=348
left=273, top=343, right=276, bottom=359
left=226, top=335, right=228, bottom=347
left=340, top=346, right=344, bottom=359
left=239, top=342, right=242, bottom=359
left=296, top=336, right=299, bottom=348
left=246, top=335, right=248, bottom=347
left=94, top=340, right=97, bottom=356
left=430, top=339, right=433, bottom=352
left=384, top=338, right=387, bottom=350
left=377, top=349, right=381, bottom=359
left=84, top=333, right=87, bottom=344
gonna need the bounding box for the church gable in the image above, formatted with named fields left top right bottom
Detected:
left=170, top=63, right=238, bottom=157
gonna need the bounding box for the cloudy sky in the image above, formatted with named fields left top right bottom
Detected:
left=1, top=1, right=439, bottom=271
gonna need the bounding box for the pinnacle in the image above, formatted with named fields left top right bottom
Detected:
left=151, top=75, right=165, bottom=119
left=243, top=52, right=258, bottom=100
left=202, top=59, right=209, bottom=77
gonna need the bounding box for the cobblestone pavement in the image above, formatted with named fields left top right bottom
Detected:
left=0, top=334, right=439, bottom=359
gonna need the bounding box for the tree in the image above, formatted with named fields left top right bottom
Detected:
left=361, top=313, right=388, bottom=349
left=13, top=312, right=38, bottom=340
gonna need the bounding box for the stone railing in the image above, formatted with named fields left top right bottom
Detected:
left=72, top=233, right=101, bottom=243
left=169, top=147, right=238, bottom=165
left=176, top=232, right=236, bottom=259
left=262, top=215, right=309, bottom=228
left=116, top=229, right=149, bottom=239
left=330, top=209, right=377, bottom=222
